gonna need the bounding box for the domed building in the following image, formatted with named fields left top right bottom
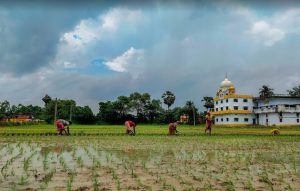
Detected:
left=211, top=77, right=255, bottom=125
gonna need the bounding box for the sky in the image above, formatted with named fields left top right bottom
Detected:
left=0, top=0, right=300, bottom=113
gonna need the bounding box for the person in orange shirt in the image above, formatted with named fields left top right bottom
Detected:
left=168, top=121, right=180, bottom=135
left=205, top=112, right=212, bottom=135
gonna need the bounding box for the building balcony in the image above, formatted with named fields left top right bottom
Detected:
left=254, top=105, right=300, bottom=114
left=211, top=110, right=252, bottom=115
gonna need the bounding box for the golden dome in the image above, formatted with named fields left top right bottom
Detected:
left=229, top=85, right=235, bottom=90
left=220, top=78, right=234, bottom=88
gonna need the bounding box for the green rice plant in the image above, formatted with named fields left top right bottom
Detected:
left=18, top=174, right=28, bottom=185
left=92, top=170, right=99, bottom=191
left=259, top=172, right=274, bottom=191
left=59, top=155, right=68, bottom=172
left=131, top=169, right=137, bottom=178
left=76, top=156, right=84, bottom=168
left=244, top=180, right=255, bottom=191
left=41, top=169, right=56, bottom=187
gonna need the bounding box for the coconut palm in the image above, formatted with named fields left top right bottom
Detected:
left=162, top=91, right=176, bottom=110
left=287, top=85, right=300, bottom=96
left=201, top=96, right=214, bottom=111
left=259, top=85, right=274, bottom=98
left=185, top=100, right=196, bottom=126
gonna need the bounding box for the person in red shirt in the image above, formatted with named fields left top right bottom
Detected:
left=56, top=119, right=71, bottom=135
left=168, top=121, right=180, bottom=135
left=124, top=120, right=136, bottom=135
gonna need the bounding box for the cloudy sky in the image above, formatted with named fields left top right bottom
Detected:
left=0, top=0, right=300, bottom=113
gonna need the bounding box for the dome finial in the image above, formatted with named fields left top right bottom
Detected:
left=225, top=72, right=228, bottom=79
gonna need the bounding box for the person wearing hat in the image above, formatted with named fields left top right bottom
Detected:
left=168, top=121, right=180, bottom=135
left=205, top=112, right=212, bottom=135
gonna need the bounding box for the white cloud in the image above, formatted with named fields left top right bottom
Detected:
left=235, top=7, right=300, bottom=46
left=63, top=61, right=76, bottom=69
left=101, top=8, right=142, bottom=31
left=54, top=7, right=143, bottom=70
left=250, top=21, right=285, bottom=46
left=105, top=47, right=144, bottom=75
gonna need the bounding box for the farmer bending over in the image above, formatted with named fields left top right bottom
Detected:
left=168, top=121, right=180, bottom=135
left=56, top=119, right=71, bottom=135
left=124, top=120, right=136, bottom=136
left=204, top=112, right=212, bottom=135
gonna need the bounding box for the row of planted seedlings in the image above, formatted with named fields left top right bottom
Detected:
left=0, top=138, right=299, bottom=190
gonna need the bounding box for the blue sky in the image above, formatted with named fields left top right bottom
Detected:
left=0, top=0, right=300, bottom=112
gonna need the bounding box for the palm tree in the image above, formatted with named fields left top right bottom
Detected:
left=201, top=96, right=214, bottom=111
left=42, top=94, right=52, bottom=107
left=162, top=91, right=176, bottom=110
left=259, top=85, right=274, bottom=98
left=186, top=100, right=196, bottom=126
left=287, top=85, right=300, bottom=96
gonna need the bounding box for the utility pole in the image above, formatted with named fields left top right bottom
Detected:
left=193, top=107, right=196, bottom=126
left=54, top=98, right=58, bottom=126
left=69, top=104, right=73, bottom=122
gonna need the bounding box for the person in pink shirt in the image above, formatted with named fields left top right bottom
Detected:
left=56, top=119, right=71, bottom=135
left=124, top=120, right=136, bottom=135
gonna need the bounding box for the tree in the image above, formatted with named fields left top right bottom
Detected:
left=185, top=101, right=196, bottom=126
left=0, top=100, right=10, bottom=118
left=74, top=105, right=95, bottom=124
left=44, top=99, right=76, bottom=123
left=129, top=92, right=151, bottom=121
left=145, top=99, right=163, bottom=123
left=201, top=96, right=214, bottom=111
left=42, top=94, right=52, bottom=107
left=162, top=91, right=176, bottom=110
left=287, top=85, right=300, bottom=96
left=259, top=85, right=274, bottom=98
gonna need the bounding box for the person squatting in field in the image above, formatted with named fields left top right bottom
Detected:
left=124, top=120, right=136, bottom=135
left=205, top=112, right=212, bottom=135
left=56, top=119, right=71, bottom=135
left=168, top=121, right=180, bottom=135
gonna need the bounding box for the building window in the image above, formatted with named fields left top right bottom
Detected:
left=216, top=101, right=218, bottom=105
left=297, top=119, right=299, bottom=123
left=216, top=118, right=218, bottom=122
left=234, top=99, right=238, bottom=102
left=226, top=118, right=229, bottom=122
left=221, top=107, right=223, bottom=111
left=243, top=99, right=248, bottom=102
left=226, top=106, right=229, bottom=110
left=216, top=108, right=218, bottom=111
left=297, top=113, right=299, bottom=117
left=234, top=118, right=239, bottom=122
left=243, top=106, right=248, bottom=110
left=234, top=106, right=238, bottom=110
left=280, top=118, right=283, bottom=123
left=226, top=99, right=228, bottom=103
left=266, top=113, right=268, bottom=117
left=221, top=118, right=223, bottom=122
left=244, top=118, right=249, bottom=122
left=221, top=100, right=223, bottom=104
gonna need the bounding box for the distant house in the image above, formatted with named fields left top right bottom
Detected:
left=0, top=113, right=34, bottom=123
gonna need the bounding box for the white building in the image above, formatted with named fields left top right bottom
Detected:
left=211, top=78, right=300, bottom=126
left=212, top=78, right=254, bottom=126
left=254, top=96, right=300, bottom=126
